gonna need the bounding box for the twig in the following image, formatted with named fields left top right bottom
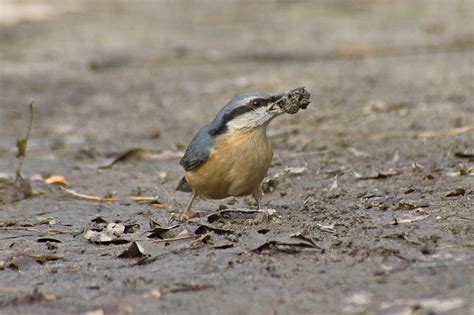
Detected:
left=16, top=101, right=34, bottom=181
left=60, top=187, right=119, bottom=202
left=151, top=235, right=200, bottom=243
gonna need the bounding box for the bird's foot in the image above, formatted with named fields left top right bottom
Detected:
left=175, top=209, right=206, bottom=222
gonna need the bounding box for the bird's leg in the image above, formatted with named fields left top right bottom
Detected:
left=252, top=186, right=263, bottom=210
left=178, top=192, right=202, bottom=221
left=186, top=192, right=197, bottom=212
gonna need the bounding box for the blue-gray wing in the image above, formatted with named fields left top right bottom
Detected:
left=180, top=125, right=214, bottom=171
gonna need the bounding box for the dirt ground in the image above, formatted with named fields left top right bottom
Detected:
left=1, top=1, right=473, bottom=314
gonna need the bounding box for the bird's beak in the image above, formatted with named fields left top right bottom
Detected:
left=266, top=93, right=286, bottom=114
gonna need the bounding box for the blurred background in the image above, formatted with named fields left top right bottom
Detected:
left=1, top=0, right=472, bottom=160
left=0, top=1, right=473, bottom=314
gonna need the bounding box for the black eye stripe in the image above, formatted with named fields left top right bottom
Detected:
left=208, top=97, right=269, bottom=136
left=250, top=98, right=267, bottom=108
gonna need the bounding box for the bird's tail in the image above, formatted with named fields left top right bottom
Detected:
left=176, top=176, right=193, bottom=192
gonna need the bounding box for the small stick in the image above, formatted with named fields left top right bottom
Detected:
left=16, top=101, right=34, bottom=181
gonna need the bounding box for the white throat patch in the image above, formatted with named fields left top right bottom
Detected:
left=226, top=107, right=272, bottom=130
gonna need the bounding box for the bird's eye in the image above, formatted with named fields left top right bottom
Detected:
left=251, top=99, right=262, bottom=107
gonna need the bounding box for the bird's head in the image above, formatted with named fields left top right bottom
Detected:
left=209, top=92, right=286, bottom=135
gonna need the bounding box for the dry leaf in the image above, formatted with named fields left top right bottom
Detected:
left=16, top=139, right=27, bottom=158
left=147, top=224, right=180, bottom=239
left=445, top=188, right=466, bottom=197
left=106, top=222, right=125, bottom=234
left=98, top=148, right=150, bottom=169
left=195, top=223, right=234, bottom=235
left=44, top=175, right=69, bottom=186
left=118, top=242, right=146, bottom=259
left=354, top=169, right=401, bottom=180
left=455, top=150, right=474, bottom=158
left=84, top=229, right=129, bottom=245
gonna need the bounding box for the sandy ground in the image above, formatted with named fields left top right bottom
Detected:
left=1, top=1, right=473, bottom=314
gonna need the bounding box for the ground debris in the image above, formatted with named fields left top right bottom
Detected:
left=379, top=297, right=464, bottom=313
left=354, top=169, right=402, bottom=180
left=194, top=223, right=235, bottom=235
left=147, top=224, right=180, bottom=239
left=44, top=175, right=69, bottom=186
left=206, top=208, right=277, bottom=223
left=445, top=188, right=466, bottom=197
left=290, top=231, right=321, bottom=249
left=252, top=240, right=319, bottom=254
left=84, top=222, right=130, bottom=245
left=276, top=87, right=311, bottom=114
left=118, top=242, right=147, bottom=259
left=396, top=200, right=429, bottom=210
left=61, top=187, right=119, bottom=202
left=455, top=150, right=474, bottom=159
left=388, top=214, right=430, bottom=225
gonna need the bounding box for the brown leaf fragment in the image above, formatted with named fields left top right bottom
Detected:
left=397, top=200, right=429, bottom=210
left=252, top=240, right=318, bottom=253
left=354, top=169, right=402, bottom=180
left=455, top=150, right=474, bottom=159
left=127, top=196, right=160, bottom=203
left=15, top=102, right=34, bottom=179
left=147, top=224, right=180, bottom=239
left=445, top=188, right=466, bottom=197
left=91, top=216, right=108, bottom=224
left=150, top=203, right=171, bottom=209
left=44, top=175, right=68, bottom=186
left=118, top=242, right=146, bottom=259
left=124, top=222, right=140, bottom=234
left=61, top=187, right=119, bottom=202
left=213, top=243, right=234, bottom=250
left=98, top=148, right=151, bottom=169
left=195, top=223, right=234, bottom=235
left=16, top=139, right=27, bottom=158
left=458, top=164, right=469, bottom=176
left=190, top=233, right=212, bottom=247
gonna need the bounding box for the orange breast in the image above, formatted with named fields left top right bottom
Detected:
left=185, top=127, right=273, bottom=199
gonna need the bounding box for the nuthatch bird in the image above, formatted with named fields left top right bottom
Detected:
left=177, top=88, right=310, bottom=212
